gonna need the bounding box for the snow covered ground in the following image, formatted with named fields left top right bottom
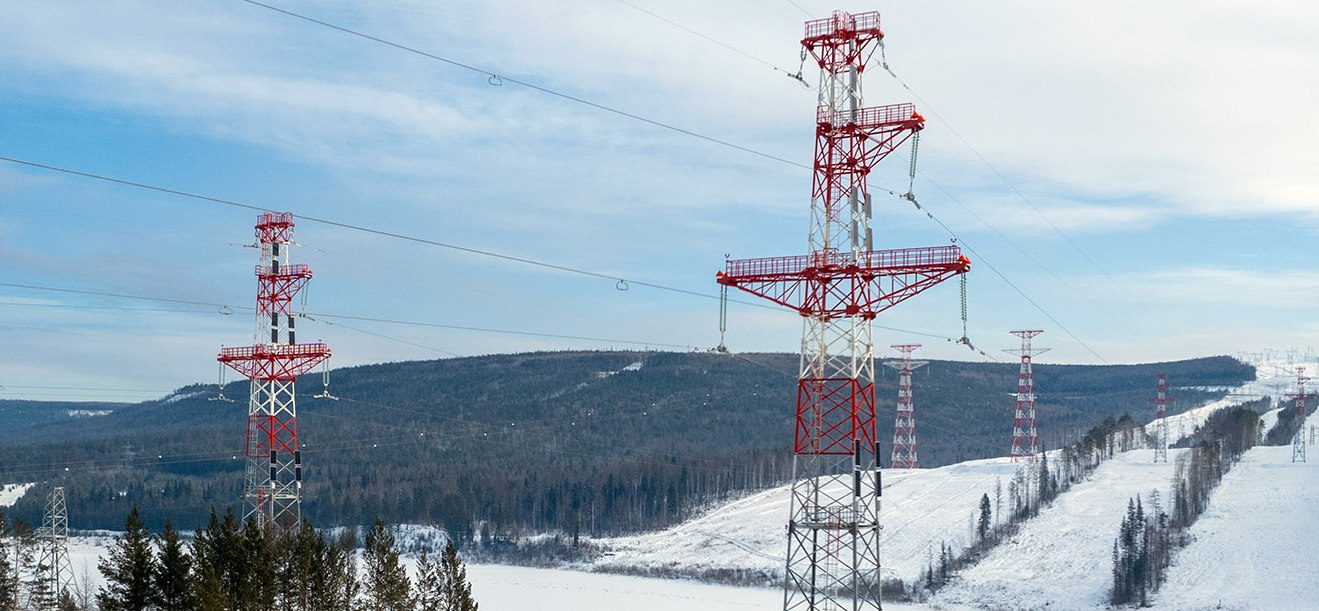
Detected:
left=1158, top=445, right=1315, bottom=610
left=595, top=456, right=1028, bottom=585
left=0, top=482, right=34, bottom=507
left=932, top=448, right=1184, bottom=610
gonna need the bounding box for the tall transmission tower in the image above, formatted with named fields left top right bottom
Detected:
left=884, top=344, right=927, bottom=469
left=1286, top=366, right=1311, bottom=463
left=34, top=486, right=73, bottom=609
left=1005, top=330, right=1047, bottom=462
left=717, top=11, right=969, bottom=611
left=219, top=212, right=330, bottom=528
left=1150, top=373, right=1174, bottom=463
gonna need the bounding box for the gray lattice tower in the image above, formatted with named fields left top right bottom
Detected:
left=34, top=486, right=73, bottom=609
left=1287, top=367, right=1311, bottom=463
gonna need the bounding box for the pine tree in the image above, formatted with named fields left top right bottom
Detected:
left=414, top=550, right=444, bottom=611
left=362, top=520, right=411, bottom=611
left=96, top=506, right=157, bottom=611
left=337, top=527, right=363, bottom=609
left=977, top=494, right=992, bottom=541
left=154, top=520, right=195, bottom=610
left=439, top=539, right=478, bottom=611
left=307, top=528, right=353, bottom=611
left=242, top=517, right=278, bottom=609
left=190, top=524, right=226, bottom=611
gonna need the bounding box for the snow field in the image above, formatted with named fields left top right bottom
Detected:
left=595, top=456, right=1027, bottom=585
left=1158, top=445, right=1317, bottom=610
left=931, top=449, right=1185, bottom=609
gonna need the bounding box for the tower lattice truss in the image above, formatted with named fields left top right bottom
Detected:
left=1151, top=373, right=1174, bottom=463
left=884, top=344, right=927, bottom=469
left=34, top=486, right=73, bottom=608
left=1287, top=367, right=1311, bottom=463
left=717, top=11, right=969, bottom=611
left=219, top=212, right=329, bottom=528
left=1005, top=330, right=1047, bottom=462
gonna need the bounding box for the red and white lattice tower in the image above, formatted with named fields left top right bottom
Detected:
left=1287, top=367, right=1311, bottom=463
left=717, top=11, right=969, bottom=610
left=218, top=212, right=329, bottom=528
left=1150, top=373, right=1174, bottom=463
left=884, top=344, right=927, bottom=469
left=1004, top=330, right=1047, bottom=462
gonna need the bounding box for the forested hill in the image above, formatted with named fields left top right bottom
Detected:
left=0, top=351, right=1252, bottom=538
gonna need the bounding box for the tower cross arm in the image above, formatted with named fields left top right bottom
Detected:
left=717, top=245, right=969, bottom=318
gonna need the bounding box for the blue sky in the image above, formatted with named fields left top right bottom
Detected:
left=1, top=1, right=1317, bottom=401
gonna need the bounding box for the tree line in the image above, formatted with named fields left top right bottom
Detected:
left=1110, top=404, right=1261, bottom=606
left=0, top=506, right=478, bottom=611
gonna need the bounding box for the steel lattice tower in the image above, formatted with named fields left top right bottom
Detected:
left=1005, top=330, right=1047, bottom=462
left=1150, top=373, right=1174, bottom=462
left=219, top=212, right=330, bottom=528
left=717, top=11, right=969, bottom=611
left=1287, top=367, right=1311, bottom=463
left=884, top=344, right=927, bottom=469
left=34, top=486, right=73, bottom=609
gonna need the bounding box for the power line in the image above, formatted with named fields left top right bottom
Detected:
left=235, top=0, right=805, bottom=169
left=0, top=280, right=698, bottom=350
left=614, top=0, right=810, bottom=88
left=0, top=5, right=1112, bottom=364
left=0, top=156, right=768, bottom=310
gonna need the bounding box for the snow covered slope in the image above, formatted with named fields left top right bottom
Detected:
left=932, top=449, right=1184, bottom=609
left=1158, top=445, right=1315, bottom=610
left=595, top=456, right=1028, bottom=584
left=0, top=482, right=34, bottom=507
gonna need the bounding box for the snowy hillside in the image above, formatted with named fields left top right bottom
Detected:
left=931, top=449, right=1184, bottom=609
left=587, top=353, right=1315, bottom=608
left=594, top=457, right=1026, bottom=585
left=1158, top=445, right=1316, bottom=610
left=27, top=354, right=1319, bottom=609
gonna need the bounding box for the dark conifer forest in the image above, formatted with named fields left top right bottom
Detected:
left=0, top=351, right=1253, bottom=538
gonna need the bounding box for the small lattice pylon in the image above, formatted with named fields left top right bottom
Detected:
left=883, top=344, right=928, bottom=468
left=1150, top=373, right=1175, bottom=463
left=34, top=486, right=74, bottom=608
left=1004, top=330, right=1048, bottom=462
left=1286, top=367, right=1311, bottom=463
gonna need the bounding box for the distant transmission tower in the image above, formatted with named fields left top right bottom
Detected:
left=717, top=11, right=969, bottom=611
left=1005, top=330, right=1048, bottom=462
left=219, top=212, right=330, bottom=528
left=34, top=486, right=73, bottom=609
left=1286, top=366, right=1311, bottom=463
left=884, top=344, right=928, bottom=469
left=1150, top=373, right=1174, bottom=462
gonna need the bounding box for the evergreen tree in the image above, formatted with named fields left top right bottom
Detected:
left=337, top=527, right=363, bottom=610
left=362, top=519, right=411, bottom=611
left=154, top=520, right=194, bottom=610
left=977, top=494, right=992, bottom=541
left=190, top=524, right=226, bottom=611
left=56, top=589, right=80, bottom=611
left=96, top=506, right=157, bottom=611
left=439, top=539, right=478, bottom=611
left=307, top=528, right=353, bottom=611
left=414, top=550, right=444, bottom=611
left=242, top=517, right=279, bottom=609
